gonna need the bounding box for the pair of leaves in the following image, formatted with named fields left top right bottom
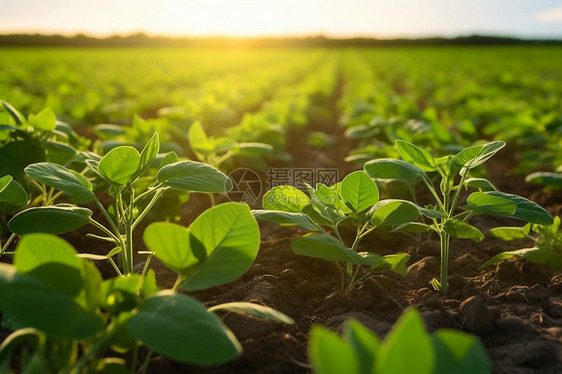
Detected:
left=144, top=202, right=259, bottom=291
left=309, top=308, right=490, bottom=374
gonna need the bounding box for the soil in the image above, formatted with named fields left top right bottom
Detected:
left=139, top=119, right=562, bottom=373
left=4, top=97, right=562, bottom=374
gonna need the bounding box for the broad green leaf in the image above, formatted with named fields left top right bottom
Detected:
left=343, top=319, right=380, bottom=374
left=14, top=234, right=83, bottom=297
left=291, top=233, right=362, bottom=264
left=370, top=200, right=420, bottom=227
left=234, top=142, right=273, bottom=157
left=188, top=121, right=214, bottom=157
left=393, top=222, right=432, bottom=233
left=309, top=325, right=360, bottom=374
left=93, top=124, right=126, bottom=139
left=486, top=192, right=553, bottom=225
left=0, top=178, right=27, bottom=211
left=526, top=172, right=562, bottom=187
left=262, top=185, right=309, bottom=213
left=396, top=140, right=436, bottom=172
left=0, top=140, right=46, bottom=180
left=158, top=151, right=179, bottom=168
left=98, top=146, right=140, bottom=185
left=478, top=245, right=553, bottom=270
left=8, top=206, right=92, bottom=235
left=376, top=308, right=434, bottom=374
left=31, top=108, right=57, bottom=131
left=0, top=263, right=103, bottom=339
left=452, top=141, right=505, bottom=170
left=1, top=100, right=24, bottom=125
left=143, top=222, right=198, bottom=276
left=489, top=224, right=530, bottom=241
left=213, top=137, right=236, bottom=154
left=420, top=206, right=447, bottom=219
left=464, top=178, right=496, bottom=191
left=251, top=210, right=319, bottom=231
left=44, top=140, right=77, bottom=165
left=157, top=161, right=232, bottom=193
left=313, top=184, right=341, bottom=210
left=356, top=251, right=382, bottom=266
left=443, top=220, right=484, bottom=242
left=465, top=192, right=517, bottom=216
left=341, top=171, right=379, bottom=213
left=364, top=158, right=426, bottom=180
left=208, top=302, right=294, bottom=324
left=432, top=330, right=491, bottom=374
left=370, top=253, right=410, bottom=274
left=0, top=175, right=11, bottom=192
left=127, top=291, right=241, bottom=365
left=137, top=132, right=159, bottom=176
left=25, top=162, right=94, bottom=203
left=181, top=203, right=260, bottom=291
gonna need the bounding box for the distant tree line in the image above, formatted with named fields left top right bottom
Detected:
left=0, top=33, right=561, bottom=47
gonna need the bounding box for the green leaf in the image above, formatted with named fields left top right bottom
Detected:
left=343, top=319, right=380, bottom=374
left=137, top=132, right=160, bottom=177
left=526, top=172, right=562, bottom=188
left=188, top=121, right=214, bottom=157
left=159, top=151, right=179, bottom=168
left=0, top=263, right=103, bottom=339
left=341, top=171, right=379, bottom=213
left=396, top=140, right=436, bottom=172
left=0, top=177, right=27, bottom=211
left=44, top=140, right=78, bottom=165
left=1, top=100, right=24, bottom=125
left=143, top=222, right=198, bottom=276
left=370, top=253, right=410, bottom=274
left=0, top=140, right=47, bottom=180
left=420, top=206, right=447, bottom=219
left=14, top=234, right=83, bottom=297
left=433, top=330, right=491, bottom=374
left=479, top=245, right=553, bottom=270
left=452, top=141, right=505, bottom=170
left=370, top=200, right=420, bottom=227
left=376, top=308, right=434, bottom=374
left=31, top=108, right=57, bottom=131
left=291, top=233, right=362, bottom=264
left=25, top=162, right=94, bottom=203
left=208, top=302, right=294, bottom=324
left=464, top=178, right=496, bottom=191
left=157, top=161, right=233, bottom=193
left=443, top=220, right=484, bottom=242
left=101, top=274, right=141, bottom=314
left=489, top=224, right=530, bottom=241
left=93, top=124, right=127, bottom=139
left=181, top=203, right=260, bottom=291
left=309, top=325, right=360, bottom=374
left=485, top=192, right=553, bottom=225
left=393, top=222, right=432, bottom=233
left=251, top=210, right=319, bottom=231
left=364, top=158, right=426, bottom=180
left=127, top=291, right=241, bottom=365
left=98, top=146, right=140, bottom=185
left=262, top=185, right=309, bottom=213
left=465, top=192, right=517, bottom=216
left=8, top=206, right=92, bottom=235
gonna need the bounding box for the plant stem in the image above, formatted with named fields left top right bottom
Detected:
left=172, top=275, right=186, bottom=291
left=140, top=350, right=153, bottom=374
left=131, top=189, right=164, bottom=230
left=439, top=231, right=450, bottom=294
left=123, top=186, right=135, bottom=275
left=208, top=193, right=216, bottom=207
left=88, top=219, right=120, bottom=243
left=0, top=233, right=17, bottom=258
left=449, top=167, right=468, bottom=217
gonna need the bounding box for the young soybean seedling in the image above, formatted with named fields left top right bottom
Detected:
left=480, top=216, right=562, bottom=270
left=365, top=140, right=553, bottom=294
left=253, top=170, right=418, bottom=293
left=9, top=132, right=234, bottom=275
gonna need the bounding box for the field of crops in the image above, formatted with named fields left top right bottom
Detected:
left=0, top=45, right=561, bottom=373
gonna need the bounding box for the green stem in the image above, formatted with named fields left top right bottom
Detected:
left=449, top=168, right=468, bottom=217
left=0, top=233, right=17, bottom=258
left=422, top=176, right=446, bottom=213
left=69, top=324, right=118, bottom=373
left=208, top=193, right=216, bottom=207
left=140, top=350, right=153, bottom=374
left=130, top=343, right=139, bottom=374
left=88, top=219, right=120, bottom=243
left=439, top=231, right=450, bottom=294
left=139, top=254, right=153, bottom=286
left=123, top=186, right=135, bottom=275
left=172, top=275, right=186, bottom=291
left=94, top=198, right=121, bottom=240
left=131, top=189, right=164, bottom=230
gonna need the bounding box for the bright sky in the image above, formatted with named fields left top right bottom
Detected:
left=1, top=0, right=562, bottom=38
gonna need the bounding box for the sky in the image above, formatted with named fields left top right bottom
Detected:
left=1, top=0, right=562, bottom=38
